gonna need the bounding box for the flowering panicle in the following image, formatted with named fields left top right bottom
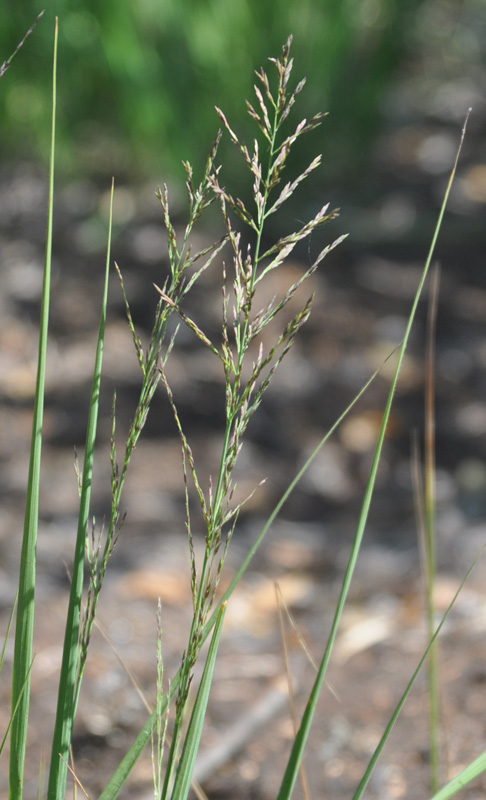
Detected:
left=117, top=37, right=346, bottom=795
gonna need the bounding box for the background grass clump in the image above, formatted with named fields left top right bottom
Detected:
left=0, top=0, right=422, bottom=184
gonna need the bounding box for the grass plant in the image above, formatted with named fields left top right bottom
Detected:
left=2, top=21, right=486, bottom=800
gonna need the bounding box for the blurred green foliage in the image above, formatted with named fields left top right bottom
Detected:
left=1, top=0, right=420, bottom=186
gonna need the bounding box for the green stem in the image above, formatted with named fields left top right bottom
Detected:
left=9, top=19, right=57, bottom=800
left=211, top=98, right=280, bottom=521
left=47, top=181, right=114, bottom=800
left=425, top=266, right=440, bottom=794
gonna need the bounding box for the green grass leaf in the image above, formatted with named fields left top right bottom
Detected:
left=0, top=594, right=17, bottom=677
left=274, top=106, right=471, bottom=800
left=9, top=19, right=57, bottom=799
left=47, top=179, right=114, bottom=800
left=0, top=596, right=19, bottom=756
left=170, top=603, right=227, bottom=800
left=428, top=751, right=486, bottom=800
left=352, top=552, right=482, bottom=800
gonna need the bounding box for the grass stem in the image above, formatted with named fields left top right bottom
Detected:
left=9, top=19, right=57, bottom=799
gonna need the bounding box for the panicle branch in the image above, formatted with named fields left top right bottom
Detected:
left=93, top=37, right=346, bottom=788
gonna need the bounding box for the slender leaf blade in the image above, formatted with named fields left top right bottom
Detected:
left=429, top=752, right=486, bottom=800
left=0, top=594, right=17, bottom=675
left=1, top=657, right=33, bottom=759
left=275, top=106, right=470, bottom=800
left=9, top=19, right=57, bottom=799
left=352, top=553, right=482, bottom=800
left=47, top=179, right=114, bottom=800
left=170, top=603, right=226, bottom=800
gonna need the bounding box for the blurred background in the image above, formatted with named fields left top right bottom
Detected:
left=0, top=1, right=480, bottom=184
left=1, top=3, right=486, bottom=797
left=1, top=0, right=425, bottom=182
left=0, top=1, right=484, bottom=245
left=1, top=0, right=485, bottom=530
